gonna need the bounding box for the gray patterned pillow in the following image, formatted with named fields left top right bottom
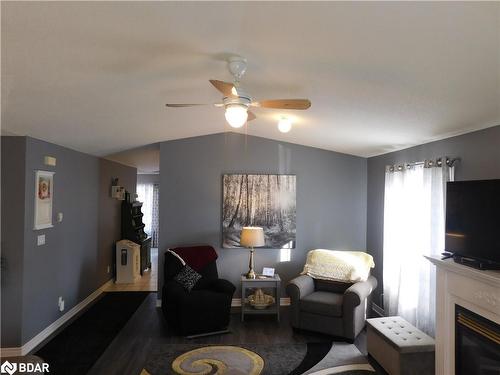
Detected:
left=174, top=264, right=202, bottom=292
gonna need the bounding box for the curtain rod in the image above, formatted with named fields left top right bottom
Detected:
left=386, top=157, right=460, bottom=172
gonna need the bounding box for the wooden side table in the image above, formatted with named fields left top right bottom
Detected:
left=241, top=274, right=281, bottom=322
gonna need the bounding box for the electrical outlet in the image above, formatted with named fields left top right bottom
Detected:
left=37, top=235, right=46, bottom=246
left=58, top=296, right=65, bottom=312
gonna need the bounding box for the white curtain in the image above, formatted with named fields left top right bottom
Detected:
left=151, top=184, right=159, bottom=247
left=137, top=183, right=154, bottom=239
left=383, top=161, right=454, bottom=336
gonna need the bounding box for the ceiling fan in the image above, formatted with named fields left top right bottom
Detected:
left=165, top=56, right=311, bottom=132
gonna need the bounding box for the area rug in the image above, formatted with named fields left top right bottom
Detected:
left=35, top=291, right=149, bottom=375
left=300, top=342, right=376, bottom=375
left=140, top=342, right=376, bottom=375
left=173, top=346, right=264, bottom=374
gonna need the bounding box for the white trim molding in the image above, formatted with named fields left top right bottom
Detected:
left=0, top=279, right=113, bottom=358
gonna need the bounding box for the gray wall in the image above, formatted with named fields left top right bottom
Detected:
left=159, top=132, right=368, bottom=298
left=1, top=137, right=27, bottom=347
left=366, top=125, right=500, bottom=307
left=21, top=137, right=100, bottom=343
left=1, top=136, right=136, bottom=347
left=137, top=174, right=160, bottom=185
left=98, top=159, right=137, bottom=287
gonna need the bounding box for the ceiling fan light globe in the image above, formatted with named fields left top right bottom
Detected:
left=278, top=118, right=292, bottom=133
left=225, top=104, right=248, bottom=128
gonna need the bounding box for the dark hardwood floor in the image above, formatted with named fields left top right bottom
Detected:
left=88, top=293, right=386, bottom=375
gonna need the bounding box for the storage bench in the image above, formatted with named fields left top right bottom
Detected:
left=366, top=316, right=435, bottom=375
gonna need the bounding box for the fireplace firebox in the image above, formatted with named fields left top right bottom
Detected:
left=455, top=305, right=500, bottom=375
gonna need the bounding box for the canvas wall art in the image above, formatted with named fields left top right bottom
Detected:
left=222, top=174, right=296, bottom=248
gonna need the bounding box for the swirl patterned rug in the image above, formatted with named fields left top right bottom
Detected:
left=140, top=342, right=377, bottom=375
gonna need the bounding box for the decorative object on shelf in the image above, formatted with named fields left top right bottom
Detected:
left=262, top=267, right=275, bottom=277
left=240, top=227, right=265, bottom=279
left=222, top=174, right=296, bottom=249
left=34, top=170, right=55, bottom=230
left=110, top=178, right=125, bottom=200
left=248, top=289, right=275, bottom=310
left=121, top=191, right=151, bottom=275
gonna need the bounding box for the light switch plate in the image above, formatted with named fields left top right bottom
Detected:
left=37, top=234, right=46, bottom=246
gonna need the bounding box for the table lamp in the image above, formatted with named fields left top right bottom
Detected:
left=240, top=226, right=265, bottom=279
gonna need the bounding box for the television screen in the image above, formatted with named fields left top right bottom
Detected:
left=445, top=179, right=500, bottom=266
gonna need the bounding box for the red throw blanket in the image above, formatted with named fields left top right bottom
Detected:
left=170, top=245, right=218, bottom=272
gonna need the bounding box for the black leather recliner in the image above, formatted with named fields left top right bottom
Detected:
left=161, top=245, right=236, bottom=335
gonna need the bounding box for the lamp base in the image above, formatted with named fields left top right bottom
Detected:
left=246, top=248, right=256, bottom=279
left=246, top=269, right=256, bottom=279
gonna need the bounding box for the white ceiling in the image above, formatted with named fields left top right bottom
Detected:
left=2, top=2, right=499, bottom=158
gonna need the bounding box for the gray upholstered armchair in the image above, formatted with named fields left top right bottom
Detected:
left=286, top=275, right=377, bottom=341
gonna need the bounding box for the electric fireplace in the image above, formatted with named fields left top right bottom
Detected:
left=455, top=305, right=500, bottom=375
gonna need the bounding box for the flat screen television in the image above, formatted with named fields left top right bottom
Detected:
left=445, top=179, right=500, bottom=269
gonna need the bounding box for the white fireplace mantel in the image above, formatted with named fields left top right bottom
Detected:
left=426, top=255, right=500, bottom=374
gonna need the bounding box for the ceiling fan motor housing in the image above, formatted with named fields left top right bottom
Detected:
left=223, top=87, right=252, bottom=109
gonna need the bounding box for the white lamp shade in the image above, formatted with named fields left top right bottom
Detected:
left=225, top=104, right=248, bottom=128
left=240, top=227, right=265, bottom=247
left=278, top=117, right=292, bottom=133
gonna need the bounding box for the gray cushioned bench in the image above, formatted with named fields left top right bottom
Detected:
left=367, top=316, right=435, bottom=375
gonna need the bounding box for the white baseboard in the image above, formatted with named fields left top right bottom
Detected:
left=0, top=346, right=22, bottom=358
left=155, top=297, right=290, bottom=309
left=0, top=279, right=113, bottom=358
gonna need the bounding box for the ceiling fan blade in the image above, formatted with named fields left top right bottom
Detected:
left=253, top=99, right=311, bottom=110
left=165, top=103, right=219, bottom=108
left=247, top=111, right=257, bottom=121
left=209, top=80, right=236, bottom=97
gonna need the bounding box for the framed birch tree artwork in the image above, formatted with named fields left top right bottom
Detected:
left=34, top=170, right=55, bottom=230
left=222, top=174, right=296, bottom=248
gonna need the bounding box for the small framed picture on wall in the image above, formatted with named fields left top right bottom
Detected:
left=34, top=170, right=55, bottom=230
